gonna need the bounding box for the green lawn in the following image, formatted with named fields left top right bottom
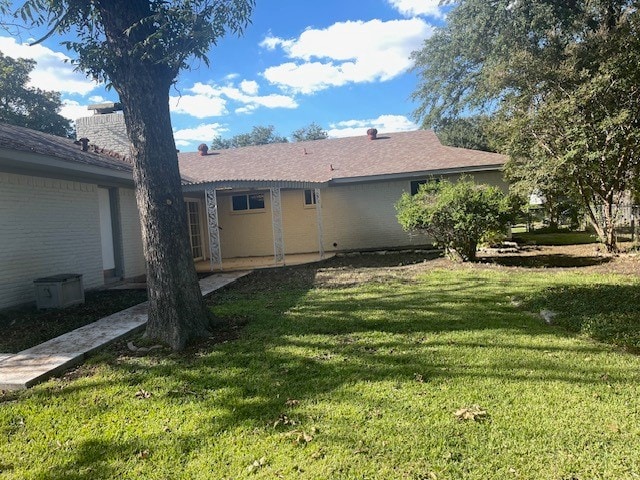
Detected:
left=1, top=261, right=639, bottom=479
left=512, top=230, right=599, bottom=245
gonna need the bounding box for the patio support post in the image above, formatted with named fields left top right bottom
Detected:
left=314, top=188, right=325, bottom=259
left=270, top=187, right=285, bottom=265
left=205, top=188, right=223, bottom=271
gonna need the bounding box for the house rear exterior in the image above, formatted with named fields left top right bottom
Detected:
left=0, top=106, right=508, bottom=309
left=0, top=123, right=145, bottom=309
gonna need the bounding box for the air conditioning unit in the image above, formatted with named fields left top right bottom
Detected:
left=34, top=274, right=84, bottom=309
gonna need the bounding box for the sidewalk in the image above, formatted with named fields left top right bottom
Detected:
left=0, top=271, right=251, bottom=391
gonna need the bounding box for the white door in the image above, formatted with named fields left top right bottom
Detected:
left=98, top=187, right=116, bottom=270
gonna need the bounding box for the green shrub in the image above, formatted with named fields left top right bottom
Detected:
left=396, top=176, right=515, bottom=261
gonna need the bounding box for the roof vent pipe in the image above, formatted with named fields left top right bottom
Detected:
left=367, top=128, right=378, bottom=140
left=74, top=137, right=90, bottom=151
left=197, top=143, right=209, bottom=156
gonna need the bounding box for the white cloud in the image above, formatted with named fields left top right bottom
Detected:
left=0, top=36, right=98, bottom=95
left=170, top=92, right=228, bottom=118
left=387, top=0, right=447, bottom=18
left=173, top=123, right=229, bottom=147
left=88, top=95, right=107, bottom=103
left=170, top=80, right=297, bottom=118
left=261, top=19, right=434, bottom=94
left=59, top=100, right=91, bottom=122
left=240, top=80, right=259, bottom=95
left=327, top=114, right=418, bottom=138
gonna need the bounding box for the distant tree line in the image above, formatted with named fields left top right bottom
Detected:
left=211, top=122, right=328, bottom=149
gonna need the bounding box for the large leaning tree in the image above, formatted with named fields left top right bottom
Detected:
left=4, top=0, right=254, bottom=350
left=412, top=0, right=640, bottom=252
left=0, top=52, right=72, bottom=137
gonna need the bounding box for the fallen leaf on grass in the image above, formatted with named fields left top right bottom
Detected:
left=272, top=414, right=297, bottom=428
left=284, top=427, right=317, bottom=445
left=414, top=373, right=425, bottom=383
left=135, top=389, right=151, bottom=399
left=454, top=405, right=488, bottom=422
left=285, top=398, right=299, bottom=406
left=137, top=449, right=150, bottom=459
left=246, top=457, right=267, bottom=473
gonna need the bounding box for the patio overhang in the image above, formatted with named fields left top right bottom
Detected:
left=182, top=180, right=327, bottom=272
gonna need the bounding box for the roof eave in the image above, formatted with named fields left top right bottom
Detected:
left=328, top=164, right=505, bottom=185
left=181, top=179, right=328, bottom=192
left=0, top=148, right=135, bottom=187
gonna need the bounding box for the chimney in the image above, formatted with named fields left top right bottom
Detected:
left=366, top=128, right=378, bottom=140
left=75, top=102, right=131, bottom=158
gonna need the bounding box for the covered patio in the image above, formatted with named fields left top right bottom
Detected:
left=183, top=180, right=328, bottom=273
left=194, top=252, right=336, bottom=273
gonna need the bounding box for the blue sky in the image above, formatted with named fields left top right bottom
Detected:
left=0, top=0, right=449, bottom=151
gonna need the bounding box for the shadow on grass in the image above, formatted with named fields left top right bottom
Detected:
left=15, top=253, right=638, bottom=478
left=480, top=253, right=612, bottom=268
left=522, top=283, right=640, bottom=352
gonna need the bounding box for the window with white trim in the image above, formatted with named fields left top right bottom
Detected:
left=303, top=189, right=317, bottom=206
left=231, top=193, right=265, bottom=212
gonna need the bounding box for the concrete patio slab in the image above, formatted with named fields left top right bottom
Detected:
left=0, top=271, right=251, bottom=391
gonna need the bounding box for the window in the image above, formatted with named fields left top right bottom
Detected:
left=410, top=180, right=427, bottom=196
left=410, top=178, right=439, bottom=195
left=231, top=193, right=265, bottom=212
left=304, top=189, right=317, bottom=206
left=186, top=201, right=203, bottom=259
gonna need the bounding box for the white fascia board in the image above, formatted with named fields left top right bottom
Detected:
left=0, top=148, right=134, bottom=186
left=328, top=164, right=505, bottom=185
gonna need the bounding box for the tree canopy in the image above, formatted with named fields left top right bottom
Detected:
left=5, top=0, right=255, bottom=350
left=412, top=0, right=640, bottom=251
left=211, top=122, right=328, bottom=149
left=291, top=122, right=328, bottom=142
left=211, top=124, right=287, bottom=149
left=0, top=52, right=72, bottom=137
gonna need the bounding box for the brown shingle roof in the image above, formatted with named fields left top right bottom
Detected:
left=0, top=122, right=133, bottom=173
left=177, top=130, right=506, bottom=185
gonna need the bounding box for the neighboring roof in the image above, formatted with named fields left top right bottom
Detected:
left=0, top=122, right=133, bottom=174
left=177, top=130, right=507, bottom=187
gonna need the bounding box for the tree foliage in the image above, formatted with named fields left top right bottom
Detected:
left=412, top=0, right=640, bottom=251
left=396, top=177, right=514, bottom=262
left=6, top=0, right=255, bottom=350
left=0, top=52, right=71, bottom=137
left=434, top=115, right=495, bottom=152
left=211, top=124, right=287, bottom=149
left=291, top=122, right=328, bottom=142
left=211, top=122, right=328, bottom=149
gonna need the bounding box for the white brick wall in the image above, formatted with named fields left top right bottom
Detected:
left=118, top=188, right=146, bottom=279
left=76, top=113, right=130, bottom=158
left=0, top=172, right=147, bottom=309
left=0, top=172, right=104, bottom=309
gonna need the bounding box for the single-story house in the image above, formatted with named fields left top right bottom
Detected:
left=0, top=122, right=145, bottom=310
left=175, top=128, right=508, bottom=271
left=1, top=106, right=507, bottom=309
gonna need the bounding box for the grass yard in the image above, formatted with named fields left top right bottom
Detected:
left=512, top=230, right=599, bottom=246
left=1, top=254, right=639, bottom=479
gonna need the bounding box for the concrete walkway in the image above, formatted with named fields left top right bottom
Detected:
left=0, top=271, right=251, bottom=391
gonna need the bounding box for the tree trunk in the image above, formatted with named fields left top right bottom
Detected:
left=95, top=0, right=212, bottom=350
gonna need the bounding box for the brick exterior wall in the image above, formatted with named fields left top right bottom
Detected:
left=76, top=113, right=130, bottom=158
left=0, top=172, right=103, bottom=308
left=118, top=188, right=146, bottom=279
left=0, top=172, right=146, bottom=309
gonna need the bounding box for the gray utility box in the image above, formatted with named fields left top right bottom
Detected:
left=34, top=274, right=84, bottom=309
